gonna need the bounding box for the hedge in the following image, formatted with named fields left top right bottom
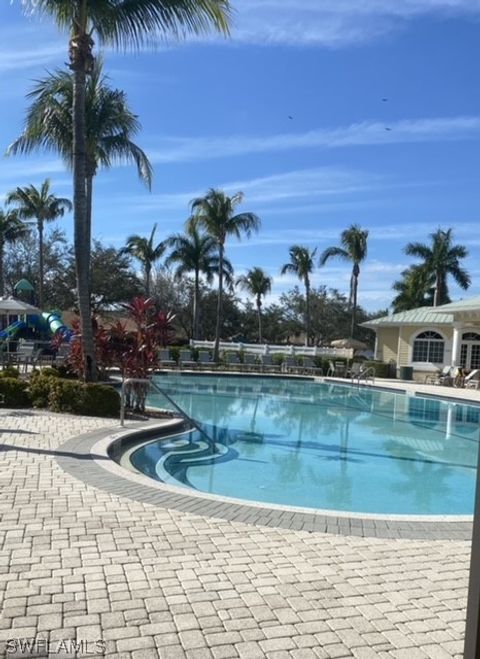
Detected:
left=47, top=379, right=120, bottom=417
left=363, top=360, right=393, bottom=378
left=0, top=378, right=31, bottom=408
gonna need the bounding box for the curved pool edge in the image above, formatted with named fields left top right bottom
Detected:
left=55, top=421, right=474, bottom=541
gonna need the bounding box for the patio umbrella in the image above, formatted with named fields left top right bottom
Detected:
left=330, top=338, right=368, bottom=351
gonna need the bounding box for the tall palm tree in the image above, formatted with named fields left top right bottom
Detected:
left=391, top=265, right=435, bottom=312
left=21, top=0, right=231, bottom=381
left=0, top=210, right=30, bottom=297
left=187, top=189, right=261, bottom=362
left=6, top=180, right=72, bottom=308
left=165, top=226, right=233, bottom=340
left=7, top=59, right=153, bottom=259
left=319, top=224, right=369, bottom=338
left=236, top=267, right=272, bottom=344
left=280, top=246, right=317, bottom=346
left=404, top=228, right=470, bottom=306
left=122, top=224, right=165, bottom=298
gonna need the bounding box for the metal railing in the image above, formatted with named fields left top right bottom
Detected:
left=119, top=377, right=215, bottom=448
left=353, top=366, right=375, bottom=385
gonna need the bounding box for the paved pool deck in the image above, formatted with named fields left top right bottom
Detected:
left=0, top=395, right=475, bottom=658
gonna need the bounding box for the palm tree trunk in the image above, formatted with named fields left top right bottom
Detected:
left=72, top=65, right=96, bottom=382
left=351, top=273, right=358, bottom=339
left=305, top=280, right=310, bottom=347
left=145, top=264, right=151, bottom=298
left=433, top=272, right=440, bottom=306
left=193, top=270, right=200, bottom=340
left=38, top=220, right=44, bottom=309
left=86, top=174, right=93, bottom=271
left=257, top=297, right=262, bottom=344
left=0, top=240, right=4, bottom=298
left=214, top=245, right=224, bottom=363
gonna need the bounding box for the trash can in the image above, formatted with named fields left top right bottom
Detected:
left=399, top=366, right=413, bottom=381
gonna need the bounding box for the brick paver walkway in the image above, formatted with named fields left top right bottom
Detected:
left=0, top=410, right=471, bottom=658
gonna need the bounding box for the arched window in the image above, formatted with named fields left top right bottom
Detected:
left=462, top=332, right=480, bottom=341
left=412, top=331, right=444, bottom=363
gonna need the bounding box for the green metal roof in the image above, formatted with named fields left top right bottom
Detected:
left=363, top=306, right=453, bottom=327
left=436, top=296, right=480, bottom=312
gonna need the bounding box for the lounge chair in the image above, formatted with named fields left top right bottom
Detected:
left=242, top=353, right=258, bottom=371
left=225, top=352, right=241, bottom=370
left=179, top=349, right=197, bottom=369
left=10, top=342, right=37, bottom=373
left=282, top=356, right=299, bottom=374
left=260, top=354, right=280, bottom=373
left=347, top=362, right=364, bottom=379
left=198, top=351, right=214, bottom=368
left=301, top=356, right=322, bottom=376
left=158, top=349, right=176, bottom=369
left=327, top=360, right=346, bottom=377
left=425, top=366, right=453, bottom=386
left=464, top=369, right=480, bottom=389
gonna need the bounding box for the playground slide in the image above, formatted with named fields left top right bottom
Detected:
left=0, top=320, right=26, bottom=341
left=41, top=312, right=73, bottom=341
left=0, top=312, right=73, bottom=343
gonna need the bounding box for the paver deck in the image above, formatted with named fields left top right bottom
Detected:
left=0, top=408, right=472, bottom=658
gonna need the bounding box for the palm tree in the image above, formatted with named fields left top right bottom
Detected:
left=7, top=59, right=153, bottom=259
left=280, top=246, right=317, bottom=346
left=187, top=189, right=261, bottom=362
left=0, top=210, right=30, bottom=297
left=122, top=224, right=166, bottom=297
left=391, top=265, right=435, bottom=312
left=6, top=180, right=72, bottom=308
left=404, top=228, right=470, bottom=306
left=237, top=267, right=272, bottom=343
left=165, top=225, right=233, bottom=340
left=21, top=0, right=231, bottom=381
left=319, top=224, right=369, bottom=338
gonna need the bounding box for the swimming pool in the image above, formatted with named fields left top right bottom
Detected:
left=130, top=374, right=480, bottom=515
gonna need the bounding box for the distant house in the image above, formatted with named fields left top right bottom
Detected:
left=362, top=296, right=480, bottom=380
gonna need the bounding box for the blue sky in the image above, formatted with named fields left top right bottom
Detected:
left=1, top=0, right=480, bottom=312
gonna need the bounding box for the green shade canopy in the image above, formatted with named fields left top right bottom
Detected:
left=14, top=278, right=34, bottom=293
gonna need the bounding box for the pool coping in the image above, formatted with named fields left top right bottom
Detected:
left=56, top=419, right=474, bottom=541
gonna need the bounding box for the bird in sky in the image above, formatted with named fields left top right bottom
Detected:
left=382, top=98, right=388, bottom=102
left=288, top=115, right=294, bottom=120
left=384, top=127, right=392, bottom=131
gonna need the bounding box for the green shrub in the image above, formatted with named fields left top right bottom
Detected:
left=0, top=366, right=20, bottom=379
left=0, top=378, right=31, bottom=408
left=48, top=379, right=84, bottom=414
left=168, top=346, right=180, bottom=364
left=29, top=374, right=56, bottom=408
left=47, top=379, right=120, bottom=417
left=80, top=384, right=120, bottom=418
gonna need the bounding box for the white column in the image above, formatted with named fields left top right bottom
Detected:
left=451, top=324, right=462, bottom=368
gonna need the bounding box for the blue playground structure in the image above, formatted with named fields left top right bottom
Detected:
left=0, top=311, right=73, bottom=344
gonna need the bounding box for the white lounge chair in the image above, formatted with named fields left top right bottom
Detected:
left=464, top=369, right=480, bottom=389
left=225, top=352, right=241, bottom=370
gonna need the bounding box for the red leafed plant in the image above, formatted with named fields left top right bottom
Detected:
left=66, top=298, right=176, bottom=412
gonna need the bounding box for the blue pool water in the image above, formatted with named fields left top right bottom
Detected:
left=130, top=375, right=480, bottom=515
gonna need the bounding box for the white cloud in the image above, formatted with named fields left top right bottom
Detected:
left=231, top=0, right=480, bottom=47
left=148, top=116, right=480, bottom=165
left=120, top=166, right=381, bottom=214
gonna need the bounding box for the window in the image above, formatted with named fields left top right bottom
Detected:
left=462, top=332, right=480, bottom=341
left=412, top=331, right=444, bottom=363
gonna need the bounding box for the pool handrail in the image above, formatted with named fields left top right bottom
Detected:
left=120, top=377, right=216, bottom=449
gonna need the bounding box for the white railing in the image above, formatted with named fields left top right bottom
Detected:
left=189, top=339, right=352, bottom=358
